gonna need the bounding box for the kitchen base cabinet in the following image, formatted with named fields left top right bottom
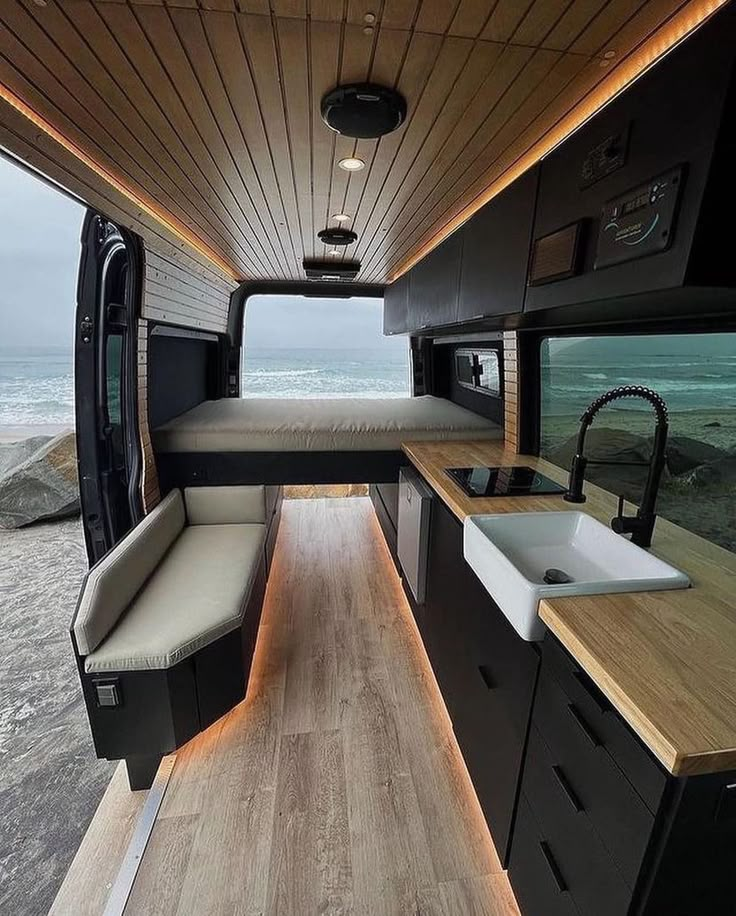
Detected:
left=510, top=635, right=736, bottom=916
left=422, top=495, right=540, bottom=865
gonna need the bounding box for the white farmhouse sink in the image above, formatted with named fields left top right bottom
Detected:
left=464, top=511, right=690, bottom=641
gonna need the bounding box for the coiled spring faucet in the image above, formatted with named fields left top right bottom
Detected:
left=563, top=385, right=669, bottom=548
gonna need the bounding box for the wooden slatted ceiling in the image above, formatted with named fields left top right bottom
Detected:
left=0, top=0, right=718, bottom=285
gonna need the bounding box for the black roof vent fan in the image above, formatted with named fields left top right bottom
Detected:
left=317, top=228, right=358, bottom=246
left=320, top=83, right=407, bottom=139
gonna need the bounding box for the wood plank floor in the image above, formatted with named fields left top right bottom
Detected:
left=51, top=497, right=520, bottom=916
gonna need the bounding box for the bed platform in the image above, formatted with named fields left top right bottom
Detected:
left=153, top=395, right=502, bottom=487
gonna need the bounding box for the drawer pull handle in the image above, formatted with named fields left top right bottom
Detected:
left=539, top=840, right=568, bottom=894
left=568, top=703, right=601, bottom=748
left=478, top=665, right=496, bottom=690
left=552, top=764, right=584, bottom=813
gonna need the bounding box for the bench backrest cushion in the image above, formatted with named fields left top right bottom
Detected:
left=73, top=489, right=186, bottom=655
left=184, top=485, right=266, bottom=525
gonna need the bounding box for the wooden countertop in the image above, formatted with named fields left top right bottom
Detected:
left=402, top=439, right=736, bottom=777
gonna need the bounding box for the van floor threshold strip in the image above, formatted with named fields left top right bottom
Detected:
left=102, top=755, right=177, bottom=916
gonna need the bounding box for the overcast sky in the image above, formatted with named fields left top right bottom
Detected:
left=0, top=153, right=396, bottom=351
left=0, top=155, right=84, bottom=347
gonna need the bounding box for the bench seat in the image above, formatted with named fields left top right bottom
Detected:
left=71, top=484, right=281, bottom=789
left=85, top=522, right=265, bottom=672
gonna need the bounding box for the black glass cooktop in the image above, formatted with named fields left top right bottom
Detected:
left=446, top=465, right=567, bottom=498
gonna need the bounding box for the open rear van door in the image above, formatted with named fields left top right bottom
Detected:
left=75, top=212, right=143, bottom=564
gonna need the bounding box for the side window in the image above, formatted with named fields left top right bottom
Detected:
left=455, top=348, right=501, bottom=397
left=540, top=333, right=736, bottom=553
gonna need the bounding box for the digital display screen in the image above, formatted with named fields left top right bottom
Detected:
left=622, top=191, right=650, bottom=216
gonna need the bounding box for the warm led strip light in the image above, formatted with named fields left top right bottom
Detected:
left=390, top=0, right=729, bottom=282
left=0, top=83, right=241, bottom=281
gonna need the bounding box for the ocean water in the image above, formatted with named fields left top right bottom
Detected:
left=542, top=335, right=736, bottom=416
left=0, top=346, right=411, bottom=426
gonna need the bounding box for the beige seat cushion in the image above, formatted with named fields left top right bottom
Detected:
left=153, top=396, right=502, bottom=452
left=84, top=523, right=265, bottom=673
left=184, top=485, right=266, bottom=524
left=73, top=490, right=185, bottom=656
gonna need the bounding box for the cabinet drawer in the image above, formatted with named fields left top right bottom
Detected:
left=534, top=666, right=655, bottom=887
left=522, top=726, right=633, bottom=916
left=509, top=794, right=581, bottom=916
left=543, top=637, right=667, bottom=812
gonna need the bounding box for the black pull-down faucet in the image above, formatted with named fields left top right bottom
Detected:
left=563, top=386, right=669, bottom=548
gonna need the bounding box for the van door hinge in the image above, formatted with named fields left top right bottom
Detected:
left=80, top=315, right=94, bottom=343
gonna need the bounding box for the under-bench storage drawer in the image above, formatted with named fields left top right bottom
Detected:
left=542, top=637, right=667, bottom=813
left=509, top=794, right=581, bottom=916
left=516, top=725, right=633, bottom=916
left=534, top=666, right=656, bottom=887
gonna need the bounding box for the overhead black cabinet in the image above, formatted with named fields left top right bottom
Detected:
left=421, top=495, right=539, bottom=865
left=407, top=230, right=463, bottom=331
left=458, top=166, right=539, bottom=322
left=525, top=2, right=736, bottom=318
left=383, top=271, right=410, bottom=335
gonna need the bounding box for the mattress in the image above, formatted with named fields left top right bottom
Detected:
left=153, top=396, right=501, bottom=453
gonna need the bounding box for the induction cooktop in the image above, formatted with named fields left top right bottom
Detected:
left=446, top=465, right=567, bottom=498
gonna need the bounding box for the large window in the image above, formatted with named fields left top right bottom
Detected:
left=243, top=294, right=409, bottom=398
left=540, top=333, right=736, bottom=552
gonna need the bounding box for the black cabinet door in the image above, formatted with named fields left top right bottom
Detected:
left=383, top=272, right=409, bottom=335
left=407, top=231, right=462, bottom=331
left=423, top=496, right=540, bottom=865
left=457, top=166, right=538, bottom=322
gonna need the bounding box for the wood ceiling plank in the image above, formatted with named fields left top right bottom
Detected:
left=568, top=0, right=649, bottom=55
left=512, top=0, right=577, bottom=48
left=448, top=0, right=503, bottom=39
left=169, top=6, right=293, bottom=277
left=270, top=0, right=307, bottom=18
left=235, top=0, right=270, bottom=13
left=353, top=37, right=503, bottom=269
left=481, top=0, right=536, bottom=42
left=93, top=0, right=264, bottom=277
left=204, top=9, right=300, bottom=277
left=324, top=23, right=379, bottom=257
left=380, top=0, right=422, bottom=31
left=275, top=15, right=317, bottom=264
left=413, top=0, right=464, bottom=35
left=134, top=4, right=280, bottom=276
left=358, top=41, right=535, bottom=278
left=349, top=32, right=473, bottom=278
left=544, top=0, right=611, bottom=51
left=335, top=24, right=410, bottom=261
left=238, top=11, right=307, bottom=276
left=309, top=18, right=345, bottom=259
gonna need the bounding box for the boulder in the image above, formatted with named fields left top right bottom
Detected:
left=683, top=454, right=736, bottom=489
left=0, top=432, right=79, bottom=528
left=0, top=436, right=52, bottom=477
left=662, top=436, right=725, bottom=477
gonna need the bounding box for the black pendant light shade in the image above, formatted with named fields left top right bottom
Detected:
left=320, top=83, right=407, bottom=139
left=318, top=227, right=358, bottom=246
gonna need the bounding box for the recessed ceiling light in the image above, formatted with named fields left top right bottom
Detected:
left=338, top=157, right=365, bottom=171
left=332, top=213, right=350, bottom=223
left=328, top=249, right=341, bottom=256
left=604, top=49, right=617, bottom=59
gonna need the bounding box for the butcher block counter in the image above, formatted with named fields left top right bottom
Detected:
left=402, top=439, right=736, bottom=777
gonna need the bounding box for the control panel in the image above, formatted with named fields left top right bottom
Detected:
left=594, top=165, right=684, bottom=269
